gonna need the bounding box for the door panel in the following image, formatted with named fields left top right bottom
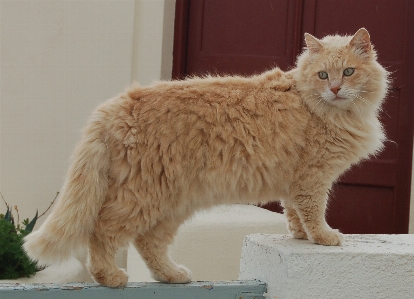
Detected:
left=173, top=0, right=414, bottom=233
left=302, top=0, right=414, bottom=233
left=306, top=0, right=407, bottom=63
left=328, top=184, right=395, bottom=233
left=185, top=0, right=302, bottom=76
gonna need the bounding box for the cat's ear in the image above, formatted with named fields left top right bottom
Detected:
left=350, top=28, right=371, bottom=57
left=304, top=33, right=323, bottom=55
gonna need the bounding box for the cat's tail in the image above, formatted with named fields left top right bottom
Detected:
left=24, top=111, right=110, bottom=265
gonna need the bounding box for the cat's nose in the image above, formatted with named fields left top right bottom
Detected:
left=330, top=86, right=341, bottom=95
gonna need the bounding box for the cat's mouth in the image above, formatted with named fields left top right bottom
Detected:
left=329, top=96, right=351, bottom=108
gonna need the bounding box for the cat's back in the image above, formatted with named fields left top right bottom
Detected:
left=92, top=67, right=311, bottom=203
left=94, top=68, right=310, bottom=156
left=125, top=67, right=301, bottom=122
left=95, top=67, right=309, bottom=158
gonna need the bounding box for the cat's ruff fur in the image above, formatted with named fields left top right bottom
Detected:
left=24, top=28, right=388, bottom=287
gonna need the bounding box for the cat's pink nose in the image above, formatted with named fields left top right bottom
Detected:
left=331, top=87, right=341, bottom=95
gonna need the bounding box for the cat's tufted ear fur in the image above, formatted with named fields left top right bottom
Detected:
left=350, top=28, right=371, bottom=57
left=304, top=33, right=323, bottom=55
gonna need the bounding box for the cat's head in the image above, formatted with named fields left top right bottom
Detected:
left=294, top=28, right=389, bottom=119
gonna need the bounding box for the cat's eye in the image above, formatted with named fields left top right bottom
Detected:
left=318, top=71, right=328, bottom=80
left=343, top=68, right=355, bottom=76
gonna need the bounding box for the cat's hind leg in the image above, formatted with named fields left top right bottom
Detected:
left=87, top=232, right=128, bottom=287
left=133, top=219, right=191, bottom=283
left=281, top=200, right=308, bottom=240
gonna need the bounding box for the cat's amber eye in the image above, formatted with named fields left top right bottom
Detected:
left=318, top=71, right=328, bottom=80
left=343, top=68, right=355, bottom=76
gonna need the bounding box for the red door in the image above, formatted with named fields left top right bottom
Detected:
left=173, top=0, right=414, bottom=233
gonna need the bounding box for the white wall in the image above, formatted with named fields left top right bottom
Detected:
left=131, top=0, right=175, bottom=84
left=0, top=0, right=175, bottom=224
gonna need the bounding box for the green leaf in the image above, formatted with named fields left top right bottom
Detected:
left=4, top=207, right=14, bottom=225
left=0, top=220, right=39, bottom=279
left=24, top=210, right=38, bottom=233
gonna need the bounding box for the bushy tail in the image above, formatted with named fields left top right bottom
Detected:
left=24, top=114, right=110, bottom=265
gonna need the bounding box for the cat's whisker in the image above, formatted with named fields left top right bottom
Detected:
left=349, top=93, right=372, bottom=106
left=307, top=94, right=327, bottom=115
left=350, top=93, right=391, bottom=118
left=346, top=88, right=372, bottom=94
left=351, top=101, right=364, bottom=121
left=349, top=94, right=372, bottom=112
left=358, top=98, right=376, bottom=110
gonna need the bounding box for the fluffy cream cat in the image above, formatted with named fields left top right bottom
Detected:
left=24, top=28, right=388, bottom=287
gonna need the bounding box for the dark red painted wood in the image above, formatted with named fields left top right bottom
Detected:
left=172, top=0, right=190, bottom=80
left=184, top=0, right=303, bottom=76
left=302, top=0, right=414, bottom=233
left=173, top=0, right=414, bottom=233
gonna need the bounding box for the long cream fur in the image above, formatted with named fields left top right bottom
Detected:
left=24, top=28, right=388, bottom=287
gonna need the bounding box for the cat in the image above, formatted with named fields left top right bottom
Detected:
left=24, top=28, right=388, bottom=287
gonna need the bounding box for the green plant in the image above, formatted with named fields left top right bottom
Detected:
left=0, top=193, right=57, bottom=279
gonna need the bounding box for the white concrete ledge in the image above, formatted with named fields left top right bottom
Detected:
left=239, top=234, right=414, bottom=299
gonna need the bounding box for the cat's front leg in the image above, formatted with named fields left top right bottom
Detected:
left=293, top=192, right=344, bottom=246
left=280, top=200, right=308, bottom=240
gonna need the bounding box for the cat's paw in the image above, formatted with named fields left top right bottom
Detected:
left=152, top=264, right=192, bottom=284
left=310, top=229, right=344, bottom=246
left=287, top=223, right=308, bottom=240
left=91, top=268, right=128, bottom=288
left=289, top=228, right=308, bottom=240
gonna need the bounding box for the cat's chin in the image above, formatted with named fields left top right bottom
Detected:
left=327, top=97, right=352, bottom=109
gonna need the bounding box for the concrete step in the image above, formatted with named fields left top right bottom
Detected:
left=239, top=234, right=414, bottom=299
